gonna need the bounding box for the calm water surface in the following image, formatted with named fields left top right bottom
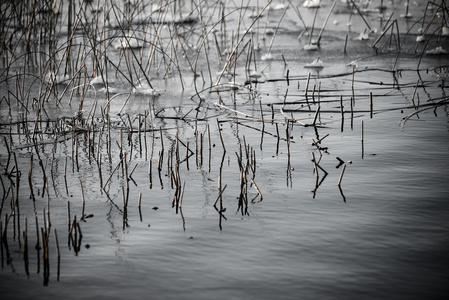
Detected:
left=1, top=0, right=449, bottom=299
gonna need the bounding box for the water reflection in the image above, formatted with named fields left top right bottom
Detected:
left=0, top=0, right=448, bottom=299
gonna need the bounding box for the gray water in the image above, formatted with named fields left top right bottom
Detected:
left=1, top=0, right=449, bottom=299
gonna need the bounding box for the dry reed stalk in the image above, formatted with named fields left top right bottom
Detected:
left=194, top=133, right=198, bottom=168
left=213, top=1, right=272, bottom=87
left=22, top=227, right=28, bottom=272
left=40, top=227, right=48, bottom=261
left=361, top=120, right=364, bottom=158
left=67, top=201, right=71, bottom=233
left=311, top=152, right=328, bottom=176
left=351, top=65, right=355, bottom=103
left=119, top=129, right=124, bottom=175
left=96, top=128, right=102, bottom=163
left=361, top=120, right=364, bottom=141
left=98, top=153, right=103, bottom=189
left=207, top=124, right=212, bottom=172
left=124, top=152, right=129, bottom=205
left=213, top=183, right=228, bottom=208
left=308, top=6, right=319, bottom=46
left=312, top=105, right=321, bottom=126
left=129, top=163, right=138, bottom=180
left=305, top=72, right=311, bottom=96
left=138, top=115, right=142, bottom=156
left=340, top=95, right=345, bottom=133
left=316, top=0, right=337, bottom=45
left=103, top=156, right=124, bottom=189
left=373, top=19, right=396, bottom=48
left=267, top=2, right=290, bottom=57
left=344, top=34, right=348, bottom=53
left=185, top=141, right=190, bottom=171
left=338, top=164, right=347, bottom=186
left=275, top=122, right=280, bottom=156
left=28, top=152, right=35, bottom=201
left=138, top=192, right=142, bottom=208
left=75, top=137, right=80, bottom=172
left=350, top=96, right=354, bottom=130
left=311, top=152, right=319, bottom=178
left=54, top=228, right=60, bottom=258
left=35, top=215, right=39, bottom=250
left=179, top=181, right=186, bottom=208
left=157, top=150, right=163, bottom=173
left=411, top=80, right=419, bottom=109
left=286, top=120, right=291, bottom=160
left=0, top=218, right=3, bottom=265
left=216, top=119, right=226, bottom=152
left=80, top=179, right=85, bottom=218
left=200, top=133, right=204, bottom=167
left=2, top=214, right=7, bottom=243
left=250, top=178, right=263, bottom=202
left=149, top=159, right=153, bottom=189
left=349, top=0, right=371, bottom=31
left=87, top=126, right=92, bottom=165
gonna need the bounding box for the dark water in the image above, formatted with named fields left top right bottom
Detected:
left=1, top=0, right=449, bottom=299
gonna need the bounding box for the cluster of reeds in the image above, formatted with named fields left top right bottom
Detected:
left=1, top=212, right=61, bottom=285
left=234, top=136, right=262, bottom=215
left=1, top=1, right=449, bottom=281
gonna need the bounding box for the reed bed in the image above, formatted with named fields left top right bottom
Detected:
left=0, top=0, right=448, bottom=285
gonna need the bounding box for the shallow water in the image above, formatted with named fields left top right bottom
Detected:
left=1, top=0, right=449, bottom=299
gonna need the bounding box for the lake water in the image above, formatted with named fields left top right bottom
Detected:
left=1, top=0, right=449, bottom=299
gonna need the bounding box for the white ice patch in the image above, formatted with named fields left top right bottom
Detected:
left=248, top=71, right=263, bottom=79
left=426, top=46, right=448, bottom=55
left=303, top=0, right=321, bottom=8
left=303, top=44, right=318, bottom=51
left=305, top=57, right=324, bottom=68
left=416, top=35, right=425, bottom=43
left=98, top=86, right=121, bottom=94
left=355, top=31, right=369, bottom=40
left=115, top=34, right=142, bottom=49
left=261, top=52, right=273, bottom=61
left=348, top=61, right=358, bottom=68
left=132, top=82, right=162, bottom=96
left=44, top=72, right=71, bottom=84
left=90, top=76, right=116, bottom=85
left=270, top=3, right=287, bottom=10
left=442, top=27, right=449, bottom=36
